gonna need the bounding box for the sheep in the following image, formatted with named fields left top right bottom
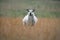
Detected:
left=22, top=9, right=38, bottom=26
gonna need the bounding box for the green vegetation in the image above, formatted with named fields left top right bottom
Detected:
left=0, top=0, right=60, bottom=18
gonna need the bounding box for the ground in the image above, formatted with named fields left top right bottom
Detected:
left=0, top=17, right=60, bottom=40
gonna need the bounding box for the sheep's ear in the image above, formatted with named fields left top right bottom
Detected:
left=26, top=9, right=29, bottom=12
left=33, top=9, right=35, bottom=12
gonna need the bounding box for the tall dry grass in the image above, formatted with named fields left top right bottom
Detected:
left=0, top=17, right=60, bottom=40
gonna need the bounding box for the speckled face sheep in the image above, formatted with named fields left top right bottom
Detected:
left=22, top=9, right=38, bottom=26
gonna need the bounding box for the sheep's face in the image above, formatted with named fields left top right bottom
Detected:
left=27, top=9, right=35, bottom=16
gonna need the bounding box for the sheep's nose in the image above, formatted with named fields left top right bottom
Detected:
left=29, top=13, right=32, bottom=16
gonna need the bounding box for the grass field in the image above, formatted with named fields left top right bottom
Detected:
left=0, top=17, right=60, bottom=40
left=0, top=0, right=60, bottom=17
left=0, top=0, right=60, bottom=40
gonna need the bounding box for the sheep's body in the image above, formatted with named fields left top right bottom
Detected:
left=22, top=9, right=38, bottom=26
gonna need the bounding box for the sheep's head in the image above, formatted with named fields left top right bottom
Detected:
left=26, top=9, right=35, bottom=16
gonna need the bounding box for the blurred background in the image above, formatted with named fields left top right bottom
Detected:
left=0, top=0, right=60, bottom=40
left=0, top=0, right=60, bottom=18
